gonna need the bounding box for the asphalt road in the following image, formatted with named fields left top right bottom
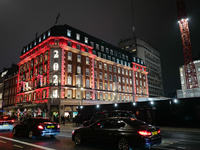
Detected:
left=0, top=127, right=200, bottom=150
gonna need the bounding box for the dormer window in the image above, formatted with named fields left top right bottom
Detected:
left=67, top=30, right=71, bottom=37
left=76, top=33, right=80, bottom=40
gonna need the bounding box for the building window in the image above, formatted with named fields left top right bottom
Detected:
left=99, top=82, right=103, bottom=89
left=112, top=57, right=115, bottom=62
left=94, top=71, right=97, bottom=78
left=130, top=79, right=132, bottom=84
left=68, top=76, right=72, bottom=85
left=94, top=81, right=97, bottom=89
left=42, top=90, right=46, bottom=99
left=77, top=66, right=81, bottom=74
left=117, top=59, right=119, bottom=63
left=126, top=56, right=128, bottom=61
left=144, top=82, right=146, bottom=86
left=198, top=67, right=200, bottom=72
left=99, top=72, right=102, bottom=79
left=136, top=80, right=138, bottom=85
left=86, top=57, right=89, bottom=65
left=104, top=63, right=107, bottom=70
left=126, top=78, right=128, bottom=84
left=114, top=75, right=117, bottom=82
left=68, top=64, right=72, bottom=72
left=140, top=81, right=142, bottom=86
left=86, top=68, right=90, bottom=76
left=86, top=79, right=90, bottom=87
left=99, top=62, right=102, bottom=69
left=105, top=83, right=108, bottom=90
left=101, top=46, right=104, bottom=52
left=103, top=54, right=106, bottom=59
left=114, top=66, right=116, bottom=72
left=121, top=60, right=123, bottom=65
left=90, top=42, right=94, bottom=47
left=110, top=83, right=113, bottom=91
left=85, top=37, right=88, bottom=43
left=123, top=86, right=125, bottom=92
left=85, top=47, right=89, bottom=52
left=98, top=52, right=101, bottom=58
left=126, top=70, right=128, bottom=75
left=94, top=60, right=97, bottom=68
left=48, top=30, right=51, bottom=36
left=129, top=71, right=132, bottom=76
left=110, top=49, right=113, bottom=55
left=100, top=93, right=103, bottom=100
left=122, top=77, right=125, bottom=83
left=68, top=52, right=72, bottom=60
left=67, top=41, right=72, bottom=47
left=106, top=48, right=109, bottom=54
left=108, top=56, right=111, bottom=60
left=122, top=69, right=124, bottom=74
left=77, top=44, right=81, bottom=50
left=118, top=76, right=121, bottom=82
left=118, top=85, right=121, bottom=91
left=76, top=33, right=80, bottom=40
left=130, top=87, right=132, bottom=93
left=136, top=72, right=138, bottom=77
left=118, top=68, right=121, bottom=74
left=77, top=55, right=81, bottom=62
left=109, top=74, right=112, bottom=81
left=104, top=73, right=108, bottom=80
left=67, top=30, right=71, bottom=37
left=139, top=73, right=142, bottom=78
left=109, top=65, right=112, bottom=71
left=67, top=90, right=72, bottom=98
left=93, top=50, right=96, bottom=55
left=96, top=44, right=99, bottom=50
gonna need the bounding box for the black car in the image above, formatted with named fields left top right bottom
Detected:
left=12, top=117, right=60, bottom=139
left=72, top=117, right=161, bottom=150
left=82, top=110, right=136, bottom=126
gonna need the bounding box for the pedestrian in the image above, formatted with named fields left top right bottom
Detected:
left=75, top=114, right=79, bottom=126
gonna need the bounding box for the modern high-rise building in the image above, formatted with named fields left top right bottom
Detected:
left=118, top=37, right=164, bottom=97
left=2, top=25, right=149, bottom=119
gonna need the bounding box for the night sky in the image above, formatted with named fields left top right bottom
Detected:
left=0, top=0, right=200, bottom=96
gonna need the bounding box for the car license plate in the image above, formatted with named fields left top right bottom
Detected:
left=47, top=125, right=54, bottom=129
left=152, top=131, right=158, bottom=136
left=3, top=124, right=8, bottom=126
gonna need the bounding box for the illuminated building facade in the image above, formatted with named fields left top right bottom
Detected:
left=8, top=25, right=148, bottom=118
left=118, top=37, right=163, bottom=97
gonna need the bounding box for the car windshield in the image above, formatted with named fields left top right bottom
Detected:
left=34, top=119, right=51, bottom=123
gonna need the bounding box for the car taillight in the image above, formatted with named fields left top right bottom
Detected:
left=11, top=120, right=15, bottom=123
left=38, top=125, right=44, bottom=130
left=138, top=130, right=152, bottom=136
left=72, top=130, right=75, bottom=135
left=157, top=129, right=161, bottom=133
left=57, top=124, right=60, bottom=128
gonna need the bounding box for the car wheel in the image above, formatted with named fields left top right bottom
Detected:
left=74, top=133, right=83, bottom=146
left=12, top=128, right=18, bottom=136
left=28, top=130, right=35, bottom=139
left=118, top=137, right=131, bottom=150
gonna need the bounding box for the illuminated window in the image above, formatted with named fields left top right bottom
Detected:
left=114, top=66, right=116, bottom=72
left=99, top=62, right=102, bottom=69
left=43, top=75, right=47, bottom=86
left=67, top=64, right=72, bottom=72
left=94, top=60, right=97, bottom=67
left=86, top=79, right=90, bottom=87
left=90, top=42, right=94, bottom=47
left=77, top=55, right=81, bottom=62
left=123, top=86, right=125, bottom=92
left=136, top=80, right=138, bottom=85
left=76, top=33, right=80, bottom=40
left=98, top=52, right=101, bottom=57
left=110, top=49, right=113, bottom=55
left=109, top=74, right=112, bottom=81
left=109, top=65, right=112, bottom=71
left=122, top=77, right=125, bottom=83
left=42, top=90, right=46, bottom=99
left=96, top=44, right=99, bottom=50
left=99, top=82, right=103, bottom=89
left=67, top=90, right=72, bottom=98
left=48, top=30, right=50, bottom=36
left=129, top=71, right=132, bottom=76
left=104, top=63, right=107, bottom=70
left=29, top=93, right=32, bottom=101
left=121, top=60, right=123, bottom=65
left=77, top=66, right=81, bottom=74
left=118, top=68, right=121, bottom=74
left=94, top=71, right=97, bottom=78
left=112, top=57, right=115, bottom=62
left=122, top=69, right=124, bottom=74
left=105, top=83, right=108, bottom=90
left=101, top=46, right=104, bottom=52
left=130, top=79, right=132, bottom=84
left=43, top=34, right=46, bottom=40
left=68, top=76, right=72, bottom=85
left=127, top=87, right=129, bottom=93
left=110, top=83, right=113, bottom=91
left=68, top=52, right=72, bottom=60
left=118, top=76, right=121, bottom=82
left=33, top=92, right=36, bottom=101
left=126, top=70, right=128, bottom=75
left=126, top=78, right=128, bottom=84
left=45, top=51, right=48, bottom=61
left=86, top=57, right=89, bottom=65
left=85, top=37, right=88, bottom=43
left=86, top=68, right=90, bottom=76
left=67, top=30, right=71, bottom=37
left=103, top=54, right=106, bottom=59
left=136, top=72, right=138, bottom=77
left=104, top=73, right=107, bottom=80
left=108, top=56, right=111, bottom=60
left=118, top=85, right=121, bottom=91
left=114, top=75, right=117, bottom=82
left=99, top=72, right=102, bottom=79
left=93, top=50, right=96, bottom=55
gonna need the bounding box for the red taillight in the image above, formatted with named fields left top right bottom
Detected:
left=138, top=130, right=152, bottom=136
left=57, top=124, right=60, bottom=128
left=72, top=130, right=75, bottom=135
left=157, top=129, right=161, bottom=134
left=11, top=120, right=15, bottom=123
left=38, top=125, right=44, bottom=130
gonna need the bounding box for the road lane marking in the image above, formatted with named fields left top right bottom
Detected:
left=0, top=136, right=56, bottom=150
left=57, top=134, right=71, bottom=137
left=180, top=140, right=200, bottom=143
left=0, top=140, right=6, bottom=143
left=153, top=147, right=176, bottom=150
left=14, top=144, right=23, bottom=148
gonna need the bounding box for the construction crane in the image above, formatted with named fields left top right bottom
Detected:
left=176, top=0, right=198, bottom=89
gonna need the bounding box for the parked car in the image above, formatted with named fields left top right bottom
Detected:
left=12, top=117, right=60, bottom=139
left=0, top=116, right=15, bottom=131
left=72, top=117, right=161, bottom=150
left=82, top=110, right=136, bottom=126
